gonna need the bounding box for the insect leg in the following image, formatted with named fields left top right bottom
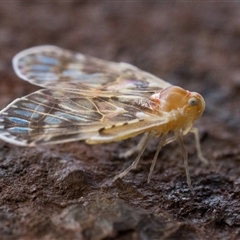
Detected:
left=174, top=131, right=194, bottom=194
left=119, top=134, right=176, bottom=160
left=164, top=135, right=176, bottom=146
left=119, top=132, right=149, bottom=159
left=113, top=131, right=154, bottom=181
left=190, top=127, right=208, bottom=164
left=147, top=133, right=167, bottom=183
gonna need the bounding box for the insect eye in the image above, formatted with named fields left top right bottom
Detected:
left=188, top=97, right=199, bottom=106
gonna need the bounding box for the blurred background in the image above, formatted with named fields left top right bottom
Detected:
left=0, top=2, right=239, bottom=240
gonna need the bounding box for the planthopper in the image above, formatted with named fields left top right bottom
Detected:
left=0, top=46, right=208, bottom=193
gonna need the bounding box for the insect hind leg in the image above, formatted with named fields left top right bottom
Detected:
left=119, top=133, right=175, bottom=160
left=113, top=131, right=154, bottom=181
left=119, top=133, right=149, bottom=159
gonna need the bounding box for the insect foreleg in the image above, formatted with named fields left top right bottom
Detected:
left=113, top=131, right=155, bottom=181
left=189, top=127, right=208, bottom=164
left=174, top=131, right=194, bottom=194
left=147, top=133, right=167, bottom=183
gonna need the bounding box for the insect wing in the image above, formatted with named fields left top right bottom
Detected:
left=13, top=45, right=171, bottom=94
left=0, top=89, right=168, bottom=146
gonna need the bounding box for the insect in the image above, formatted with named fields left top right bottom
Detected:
left=0, top=46, right=208, bottom=193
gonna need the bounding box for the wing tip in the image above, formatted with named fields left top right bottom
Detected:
left=0, top=133, right=34, bottom=147
left=12, top=45, right=62, bottom=80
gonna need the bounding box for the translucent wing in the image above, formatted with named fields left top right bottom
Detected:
left=0, top=89, right=168, bottom=146
left=13, top=45, right=171, bottom=95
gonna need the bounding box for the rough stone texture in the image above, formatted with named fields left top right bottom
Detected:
left=0, top=2, right=240, bottom=240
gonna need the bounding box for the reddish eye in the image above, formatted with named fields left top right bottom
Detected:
left=188, top=97, right=199, bottom=106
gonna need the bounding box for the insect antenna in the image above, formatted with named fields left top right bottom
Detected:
left=174, top=131, right=194, bottom=194
left=147, top=133, right=167, bottom=183
left=113, top=130, right=155, bottom=181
